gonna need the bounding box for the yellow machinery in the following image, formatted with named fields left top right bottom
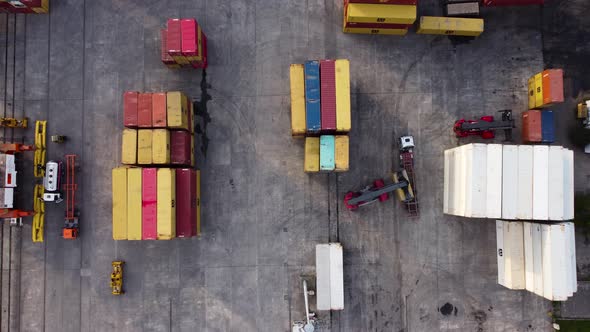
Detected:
left=110, top=261, right=124, bottom=295
left=34, top=121, right=46, bottom=178
left=32, top=184, right=45, bottom=242
left=0, top=117, right=28, bottom=128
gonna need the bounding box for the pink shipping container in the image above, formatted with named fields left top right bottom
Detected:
left=175, top=169, right=197, bottom=237
left=320, top=60, right=337, bottom=131
left=142, top=168, right=158, bottom=240
left=124, top=91, right=139, bottom=127
left=170, top=130, right=192, bottom=166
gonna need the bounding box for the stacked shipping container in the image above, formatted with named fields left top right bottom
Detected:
left=522, top=110, right=555, bottom=143
left=161, top=18, right=208, bottom=69
left=496, top=220, right=577, bottom=301
left=290, top=60, right=351, bottom=173
left=342, top=0, right=417, bottom=35
left=523, top=69, right=563, bottom=142
left=443, top=143, right=574, bottom=221
left=416, top=16, right=484, bottom=37
left=113, top=90, right=201, bottom=240
left=0, top=0, right=48, bottom=13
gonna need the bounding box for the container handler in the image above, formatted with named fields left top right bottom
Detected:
left=454, top=110, right=515, bottom=140
left=110, top=261, right=124, bottom=295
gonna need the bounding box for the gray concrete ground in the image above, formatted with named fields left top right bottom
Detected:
left=0, top=0, right=589, bottom=331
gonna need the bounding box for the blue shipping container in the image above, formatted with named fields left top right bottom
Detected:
left=304, top=61, right=321, bottom=134
left=320, top=135, right=335, bottom=171
left=541, top=111, right=555, bottom=143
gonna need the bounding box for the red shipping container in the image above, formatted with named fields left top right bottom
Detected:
left=522, top=110, right=542, bottom=143
left=142, top=168, right=158, bottom=240
left=542, top=69, right=564, bottom=106
left=166, top=19, right=182, bottom=56
left=1, top=1, right=35, bottom=13
left=170, top=130, right=192, bottom=165
left=152, top=93, right=167, bottom=128
left=482, top=0, right=543, bottom=6
left=320, top=60, right=337, bottom=131
left=181, top=19, right=200, bottom=61
left=346, top=0, right=417, bottom=4
left=175, top=169, right=197, bottom=237
left=137, top=93, right=153, bottom=127
left=191, top=32, right=208, bottom=69
left=123, top=91, right=139, bottom=127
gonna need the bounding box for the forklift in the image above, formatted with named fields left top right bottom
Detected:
left=454, top=109, right=515, bottom=140
left=0, top=117, right=28, bottom=128
left=110, top=261, right=125, bottom=295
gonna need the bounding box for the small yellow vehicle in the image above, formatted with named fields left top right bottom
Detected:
left=110, top=261, right=124, bottom=295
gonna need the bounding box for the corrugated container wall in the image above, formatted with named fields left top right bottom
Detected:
left=289, top=64, right=306, bottom=136
left=127, top=168, right=142, bottom=240
left=167, top=91, right=189, bottom=130
left=137, top=93, right=153, bottom=127
left=157, top=168, right=176, bottom=239
left=123, top=91, right=138, bottom=127
left=176, top=169, right=197, bottom=237
left=305, top=137, right=320, bottom=172
left=170, top=131, right=192, bottom=166
left=320, top=135, right=335, bottom=172
left=152, top=129, right=171, bottom=164
left=137, top=130, right=153, bottom=165
left=142, top=168, right=158, bottom=240
left=121, top=129, right=137, bottom=165
left=320, top=60, right=337, bottom=131
left=112, top=167, right=128, bottom=240
left=346, top=3, right=417, bottom=24
left=334, top=135, right=349, bottom=172
left=335, top=59, right=351, bottom=133
left=152, top=93, right=167, bottom=127
left=541, top=111, right=555, bottom=143
left=304, top=61, right=321, bottom=134
left=522, top=110, right=541, bottom=143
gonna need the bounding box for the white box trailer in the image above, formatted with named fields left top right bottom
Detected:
left=316, top=243, right=344, bottom=311
left=496, top=220, right=505, bottom=286
left=517, top=146, right=533, bottom=220
left=523, top=222, right=534, bottom=292
left=443, top=144, right=573, bottom=221
left=532, top=223, right=544, bottom=297
left=0, top=154, right=17, bottom=188
left=502, top=146, right=518, bottom=220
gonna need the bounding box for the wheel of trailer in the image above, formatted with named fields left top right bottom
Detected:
left=373, top=179, right=388, bottom=202
left=343, top=192, right=360, bottom=211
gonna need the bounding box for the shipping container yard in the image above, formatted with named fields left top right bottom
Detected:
left=1, top=0, right=590, bottom=331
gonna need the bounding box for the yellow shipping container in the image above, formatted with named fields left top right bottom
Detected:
left=121, top=129, right=137, bottom=165
left=112, top=167, right=128, bottom=240
left=304, top=137, right=320, bottom=173
left=127, top=168, right=142, bottom=240
left=31, top=0, right=49, bottom=13
left=534, top=73, right=543, bottom=108
left=167, top=91, right=189, bottom=130
left=343, top=27, right=408, bottom=35
left=528, top=77, right=535, bottom=109
left=157, top=168, right=176, bottom=239
left=334, top=136, right=350, bottom=172
left=196, top=169, right=201, bottom=236
left=152, top=129, right=171, bottom=164
left=346, top=4, right=416, bottom=25
left=137, top=130, right=153, bottom=164
left=416, top=16, right=484, bottom=37
left=335, top=59, right=351, bottom=132
left=290, top=64, right=306, bottom=136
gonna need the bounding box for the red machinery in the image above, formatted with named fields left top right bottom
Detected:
left=454, top=110, right=514, bottom=140
left=63, top=154, right=79, bottom=239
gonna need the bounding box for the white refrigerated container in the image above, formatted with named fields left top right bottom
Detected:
left=533, top=146, right=549, bottom=220
left=486, top=144, right=503, bottom=218
left=548, top=146, right=564, bottom=221
left=517, top=146, right=533, bottom=220
left=532, top=223, right=544, bottom=297
left=496, top=220, right=505, bottom=286
left=523, top=222, right=534, bottom=292
left=502, top=146, right=518, bottom=220
left=503, top=221, right=525, bottom=289
left=316, top=243, right=344, bottom=311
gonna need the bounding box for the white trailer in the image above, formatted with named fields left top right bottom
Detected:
left=316, top=243, right=344, bottom=311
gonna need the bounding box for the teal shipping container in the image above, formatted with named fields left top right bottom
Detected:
left=320, top=135, right=335, bottom=171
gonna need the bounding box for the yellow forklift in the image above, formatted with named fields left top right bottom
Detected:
left=0, top=117, right=28, bottom=128
left=110, top=261, right=125, bottom=295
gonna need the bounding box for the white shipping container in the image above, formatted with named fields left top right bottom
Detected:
left=523, top=222, right=534, bottom=292
left=549, top=224, right=569, bottom=301
left=455, top=145, right=466, bottom=216
left=542, top=224, right=554, bottom=300
left=501, top=146, right=518, bottom=220
left=533, top=146, right=549, bottom=220
left=532, top=223, right=544, bottom=297
left=503, top=221, right=525, bottom=289
left=548, top=146, right=564, bottom=220
left=316, top=243, right=344, bottom=311
left=486, top=144, right=503, bottom=218
left=496, top=220, right=505, bottom=286
left=517, top=146, right=533, bottom=219
left=464, top=144, right=487, bottom=218
left=567, top=223, right=577, bottom=293
left=563, top=149, right=574, bottom=220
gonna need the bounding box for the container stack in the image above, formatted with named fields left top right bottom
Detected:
left=342, top=0, right=417, bottom=35
left=524, top=69, right=563, bottom=143
left=112, top=91, right=201, bottom=241
left=161, top=18, right=208, bottom=69
left=290, top=60, right=351, bottom=173
left=496, top=220, right=577, bottom=301
left=443, top=144, right=574, bottom=221
left=0, top=0, right=48, bottom=13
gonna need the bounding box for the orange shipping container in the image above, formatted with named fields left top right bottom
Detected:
left=137, top=93, right=153, bottom=127
left=152, top=93, right=167, bottom=128
left=522, top=110, right=542, bottom=143
left=542, top=69, right=564, bottom=106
